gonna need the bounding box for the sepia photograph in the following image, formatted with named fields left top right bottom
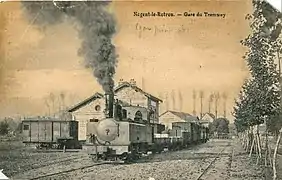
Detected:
left=0, top=0, right=282, bottom=179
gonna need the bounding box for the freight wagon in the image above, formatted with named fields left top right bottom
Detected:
left=171, top=122, right=193, bottom=144
left=189, top=122, right=199, bottom=144
left=22, top=118, right=80, bottom=149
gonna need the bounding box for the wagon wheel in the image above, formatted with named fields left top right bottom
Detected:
left=91, top=154, right=99, bottom=162
left=122, top=153, right=133, bottom=163
left=35, top=144, right=40, bottom=149
left=53, top=144, right=59, bottom=149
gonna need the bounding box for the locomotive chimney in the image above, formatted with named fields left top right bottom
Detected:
left=105, top=92, right=114, bottom=118
left=103, top=67, right=115, bottom=118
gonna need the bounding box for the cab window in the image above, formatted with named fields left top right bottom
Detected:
left=23, top=125, right=29, bottom=130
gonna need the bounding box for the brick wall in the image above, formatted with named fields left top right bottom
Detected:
left=72, top=98, right=106, bottom=141
left=115, top=86, right=160, bottom=123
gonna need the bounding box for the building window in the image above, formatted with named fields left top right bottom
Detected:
left=23, top=125, right=29, bottom=130
left=95, top=105, right=101, bottom=111
left=134, top=111, right=143, bottom=121
left=149, top=109, right=155, bottom=119
left=122, top=109, right=127, bottom=119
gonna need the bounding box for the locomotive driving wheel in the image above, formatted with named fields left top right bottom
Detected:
left=90, top=153, right=102, bottom=162
left=91, top=154, right=99, bottom=162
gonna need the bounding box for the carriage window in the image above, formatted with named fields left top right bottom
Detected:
left=134, top=111, right=143, bottom=121
left=23, top=125, right=29, bottom=130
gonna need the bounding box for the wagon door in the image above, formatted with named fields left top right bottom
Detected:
left=60, top=121, right=70, bottom=138
left=53, top=121, right=61, bottom=142
left=38, top=121, right=52, bottom=142
left=30, top=121, right=39, bottom=142
left=191, top=124, right=194, bottom=143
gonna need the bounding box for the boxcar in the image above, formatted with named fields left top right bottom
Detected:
left=171, top=122, right=192, bottom=145
left=22, top=119, right=79, bottom=149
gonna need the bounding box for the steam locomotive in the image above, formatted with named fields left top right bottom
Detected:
left=82, top=92, right=209, bottom=162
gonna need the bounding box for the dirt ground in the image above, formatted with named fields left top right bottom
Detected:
left=0, top=138, right=267, bottom=180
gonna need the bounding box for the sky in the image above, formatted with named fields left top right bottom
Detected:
left=0, top=0, right=253, bottom=121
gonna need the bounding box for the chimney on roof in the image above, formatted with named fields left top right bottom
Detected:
left=130, top=79, right=136, bottom=86
left=119, top=79, right=124, bottom=85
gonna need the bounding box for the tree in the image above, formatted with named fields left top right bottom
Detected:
left=212, top=118, right=229, bottom=134
left=199, top=90, right=204, bottom=119
left=60, top=92, right=66, bottom=110
left=208, top=93, right=214, bottom=114
left=233, top=0, right=282, bottom=178
left=217, top=118, right=229, bottom=134
left=44, top=91, right=72, bottom=116
left=0, top=120, right=9, bottom=135
left=240, top=0, right=281, bottom=128
left=234, top=0, right=282, bottom=134
left=15, top=122, right=22, bottom=134
left=222, top=92, right=227, bottom=118
left=214, top=92, right=220, bottom=119
left=208, top=122, right=216, bottom=135
left=49, top=92, right=56, bottom=114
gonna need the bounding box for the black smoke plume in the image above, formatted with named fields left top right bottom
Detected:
left=21, top=1, right=118, bottom=93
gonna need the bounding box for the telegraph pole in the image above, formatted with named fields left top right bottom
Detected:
left=171, top=90, right=176, bottom=110
left=165, top=92, right=169, bottom=111
left=192, top=90, right=196, bottom=116
left=208, top=92, right=214, bottom=114
left=200, top=90, right=204, bottom=119
left=178, top=90, right=183, bottom=112
left=142, top=59, right=146, bottom=91
left=222, top=92, right=227, bottom=118
left=158, top=92, right=164, bottom=114
left=215, top=92, right=220, bottom=119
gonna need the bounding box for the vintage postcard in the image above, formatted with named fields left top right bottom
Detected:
left=0, top=0, right=282, bottom=179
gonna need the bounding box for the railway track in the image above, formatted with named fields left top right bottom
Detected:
left=29, top=154, right=86, bottom=169
left=30, top=161, right=123, bottom=180
left=196, top=142, right=231, bottom=180
left=6, top=154, right=88, bottom=178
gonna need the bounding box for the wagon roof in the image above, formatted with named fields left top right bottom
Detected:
left=22, top=119, right=77, bottom=123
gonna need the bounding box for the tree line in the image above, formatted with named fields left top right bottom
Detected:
left=233, top=0, right=282, bottom=179
left=208, top=118, right=230, bottom=137
left=0, top=117, right=22, bottom=136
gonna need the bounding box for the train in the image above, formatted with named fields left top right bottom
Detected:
left=82, top=92, right=209, bottom=162
left=21, top=92, right=209, bottom=161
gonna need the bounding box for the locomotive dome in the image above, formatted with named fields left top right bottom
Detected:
left=96, top=118, right=119, bottom=142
